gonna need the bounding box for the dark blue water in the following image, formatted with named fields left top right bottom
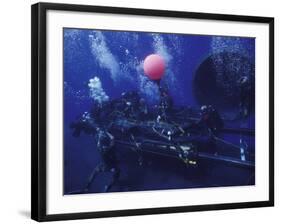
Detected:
left=63, top=28, right=255, bottom=194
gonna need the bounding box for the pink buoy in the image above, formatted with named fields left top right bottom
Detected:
left=143, top=54, right=165, bottom=81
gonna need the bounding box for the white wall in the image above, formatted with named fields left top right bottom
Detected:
left=0, top=0, right=279, bottom=223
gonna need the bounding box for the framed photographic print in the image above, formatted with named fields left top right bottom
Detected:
left=31, top=2, right=274, bottom=222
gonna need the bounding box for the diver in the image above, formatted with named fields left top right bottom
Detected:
left=84, top=127, right=120, bottom=193
left=199, top=105, right=223, bottom=135
left=70, top=111, right=96, bottom=137
left=157, top=86, right=173, bottom=122
left=138, top=98, right=148, bottom=120
left=90, top=99, right=112, bottom=125
left=121, top=91, right=140, bottom=119
left=237, top=76, right=251, bottom=118
left=123, top=100, right=134, bottom=118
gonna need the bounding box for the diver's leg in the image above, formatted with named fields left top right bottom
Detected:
left=67, top=163, right=104, bottom=194
left=104, top=167, right=120, bottom=192
left=129, top=134, right=143, bottom=166
left=138, top=153, right=143, bottom=166
left=84, top=163, right=104, bottom=192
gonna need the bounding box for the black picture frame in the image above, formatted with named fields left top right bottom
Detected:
left=31, top=2, right=274, bottom=222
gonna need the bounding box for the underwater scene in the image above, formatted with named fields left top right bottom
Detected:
left=64, top=28, right=255, bottom=195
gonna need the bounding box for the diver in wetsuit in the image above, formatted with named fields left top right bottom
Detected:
left=199, top=105, right=223, bottom=135
left=237, top=76, right=251, bottom=118
left=120, top=91, right=141, bottom=119
left=70, top=111, right=96, bottom=137
left=85, top=127, right=120, bottom=193
left=138, top=98, right=148, bottom=120
left=157, top=86, right=173, bottom=122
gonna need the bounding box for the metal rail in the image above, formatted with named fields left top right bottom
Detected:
left=115, top=139, right=254, bottom=169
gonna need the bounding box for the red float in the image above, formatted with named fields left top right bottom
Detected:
left=143, top=54, right=165, bottom=80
